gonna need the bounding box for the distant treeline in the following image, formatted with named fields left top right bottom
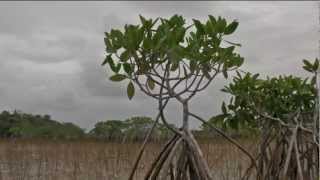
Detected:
left=0, top=110, right=176, bottom=140
left=0, top=110, right=85, bottom=139
left=0, top=110, right=252, bottom=141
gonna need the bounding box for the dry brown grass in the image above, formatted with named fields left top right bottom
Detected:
left=0, top=137, right=258, bottom=180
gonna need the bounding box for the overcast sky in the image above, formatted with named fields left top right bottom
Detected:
left=0, top=1, right=318, bottom=130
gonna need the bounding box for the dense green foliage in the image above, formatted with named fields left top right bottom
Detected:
left=0, top=110, right=85, bottom=139
left=89, top=116, right=175, bottom=141
left=89, top=120, right=126, bottom=139
left=204, top=59, right=318, bottom=133
left=102, top=14, right=244, bottom=100
left=0, top=110, right=177, bottom=141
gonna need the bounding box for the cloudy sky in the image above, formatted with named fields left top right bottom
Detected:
left=0, top=1, right=318, bottom=130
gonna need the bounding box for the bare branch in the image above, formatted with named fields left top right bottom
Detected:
left=159, top=64, right=182, bottom=135
left=195, top=65, right=221, bottom=92
left=128, top=99, right=170, bottom=180
left=165, top=65, right=185, bottom=103
left=188, top=111, right=257, bottom=169
left=186, top=74, right=205, bottom=100
left=133, top=76, right=170, bottom=100
left=174, top=70, right=201, bottom=97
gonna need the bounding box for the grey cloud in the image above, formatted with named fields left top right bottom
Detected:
left=126, top=1, right=218, bottom=17
left=5, top=29, right=90, bottom=63
left=80, top=60, right=126, bottom=98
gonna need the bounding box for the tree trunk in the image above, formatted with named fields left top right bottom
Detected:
left=142, top=100, right=213, bottom=180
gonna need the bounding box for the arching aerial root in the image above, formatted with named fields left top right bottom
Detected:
left=144, top=130, right=212, bottom=180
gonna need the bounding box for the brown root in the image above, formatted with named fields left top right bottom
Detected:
left=142, top=130, right=213, bottom=180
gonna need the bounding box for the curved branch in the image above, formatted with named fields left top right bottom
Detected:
left=257, top=110, right=314, bottom=135
left=159, top=64, right=182, bottom=135
left=186, top=74, right=205, bottom=100
left=188, top=111, right=257, bottom=169
left=133, top=76, right=170, bottom=100
left=159, top=101, right=182, bottom=136
left=145, top=74, right=166, bottom=88
left=165, top=66, right=185, bottom=103
left=173, top=70, right=201, bottom=97
left=191, top=66, right=220, bottom=93
left=128, top=98, right=170, bottom=180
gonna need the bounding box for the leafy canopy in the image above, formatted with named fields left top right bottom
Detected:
left=207, top=59, right=318, bottom=131
left=102, top=14, right=244, bottom=100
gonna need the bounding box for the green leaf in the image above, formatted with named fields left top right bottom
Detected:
left=109, top=74, right=127, bottom=82
left=123, top=63, right=132, bottom=74
left=252, top=73, right=260, bottom=80
left=155, top=35, right=167, bottom=50
left=303, top=59, right=312, bottom=67
left=311, top=76, right=316, bottom=85
left=151, top=18, right=159, bottom=27
left=303, top=66, right=313, bottom=73
left=114, top=64, right=122, bottom=73
left=169, top=14, right=179, bottom=25
left=176, top=27, right=186, bottom=42
left=143, top=37, right=152, bottom=50
left=147, top=77, right=155, bottom=90
left=229, top=118, right=239, bottom=130
left=221, top=101, right=227, bottom=114
left=216, top=17, right=227, bottom=33
left=303, top=59, right=314, bottom=72
left=313, top=59, right=319, bottom=71
left=236, top=56, right=244, bottom=67
left=211, top=114, right=227, bottom=122
left=223, top=69, right=228, bottom=79
left=136, top=28, right=144, bottom=47
left=208, top=15, right=216, bottom=25
left=110, top=29, right=123, bottom=43
left=139, top=15, right=147, bottom=26
left=205, top=21, right=214, bottom=34
left=105, top=55, right=121, bottom=73
left=236, top=70, right=242, bottom=78
left=104, top=38, right=114, bottom=53
left=120, top=50, right=130, bottom=62
left=224, top=40, right=242, bottom=47
left=101, top=56, right=109, bottom=66
left=192, top=19, right=205, bottom=35
left=224, top=21, right=239, bottom=35
left=127, top=81, right=135, bottom=100
left=110, top=63, right=121, bottom=74
left=225, top=46, right=235, bottom=55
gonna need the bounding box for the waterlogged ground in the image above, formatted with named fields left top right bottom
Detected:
left=0, top=138, right=257, bottom=180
